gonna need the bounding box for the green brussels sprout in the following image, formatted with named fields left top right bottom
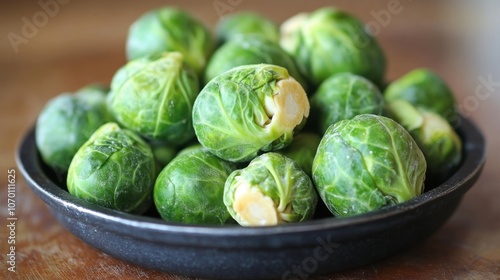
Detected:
left=108, top=52, right=199, bottom=145
left=126, top=7, right=215, bottom=75
left=215, top=11, right=280, bottom=44
left=193, top=64, right=310, bottom=162
left=154, top=148, right=238, bottom=225
left=204, top=35, right=308, bottom=90
left=176, top=143, right=204, bottom=157
left=35, top=85, right=111, bottom=174
left=280, top=7, right=386, bottom=87
left=277, top=133, right=321, bottom=176
left=310, top=73, right=384, bottom=134
left=150, top=143, right=177, bottom=174
left=67, top=122, right=156, bottom=214
left=312, top=114, right=426, bottom=217
left=384, top=68, right=457, bottom=123
left=385, top=100, right=462, bottom=182
left=224, top=152, right=318, bottom=226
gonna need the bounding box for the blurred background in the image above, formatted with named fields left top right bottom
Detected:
left=1, top=0, right=499, bottom=279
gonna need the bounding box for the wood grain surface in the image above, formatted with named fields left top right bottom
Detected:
left=1, top=1, right=499, bottom=279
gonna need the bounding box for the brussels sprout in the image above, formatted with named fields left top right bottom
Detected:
left=215, top=11, right=280, bottom=44
left=204, top=35, right=308, bottom=90
left=176, top=143, right=204, bottom=157
left=277, top=133, right=321, bottom=176
left=150, top=143, right=177, bottom=174
left=224, top=153, right=317, bottom=226
left=35, top=85, right=110, bottom=174
left=385, top=100, right=462, bottom=182
left=310, top=73, right=384, bottom=134
left=312, top=114, right=426, bottom=217
left=126, top=7, right=215, bottom=75
left=384, top=68, right=457, bottom=123
left=154, top=148, right=238, bottom=225
left=67, top=123, right=156, bottom=214
left=108, top=52, right=199, bottom=145
left=193, top=64, right=310, bottom=162
left=280, top=7, right=386, bottom=87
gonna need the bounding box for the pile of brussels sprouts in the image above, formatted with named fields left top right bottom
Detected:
left=35, top=6, right=462, bottom=226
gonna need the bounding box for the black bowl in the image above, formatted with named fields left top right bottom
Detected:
left=16, top=116, right=486, bottom=280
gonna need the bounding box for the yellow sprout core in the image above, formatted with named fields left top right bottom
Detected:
left=270, top=77, right=309, bottom=130
left=232, top=182, right=279, bottom=226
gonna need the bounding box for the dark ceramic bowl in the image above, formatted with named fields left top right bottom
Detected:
left=17, top=116, right=486, bottom=280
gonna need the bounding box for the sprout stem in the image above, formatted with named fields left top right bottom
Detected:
left=272, top=77, right=309, bottom=131
left=233, top=182, right=279, bottom=226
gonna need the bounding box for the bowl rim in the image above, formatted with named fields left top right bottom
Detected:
left=16, top=115, right=486, bottom=246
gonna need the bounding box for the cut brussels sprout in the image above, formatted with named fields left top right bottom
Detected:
left=215, top=11, right=280, bottom=44
left=312, top=114, right=426, bottom=217
left=224, top=153, right=317, bottom=226
left=280, top=7, right=386, bottom=87
left=126, top=7, right=214, bottom=75
left=35, top=85, right=111, bottom=174
left=193, top=64, right=310, bottom=162
left=384, top=68, right=457, bottom=124
left=108, top=52, right=199, bottom=145
left=204, top=35, right=308, bottom=90
left=385, top=100, right=462, bottom=182
left=310, top=73, right=384, bottom=134
left=154, top=148, right=238, bottom=225
left=67, top=123, right=156, bottom=214
left=277, top=132, right=321, bottom=176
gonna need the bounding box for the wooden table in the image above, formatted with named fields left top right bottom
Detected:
left=1, top=1, right=499, bottom=279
